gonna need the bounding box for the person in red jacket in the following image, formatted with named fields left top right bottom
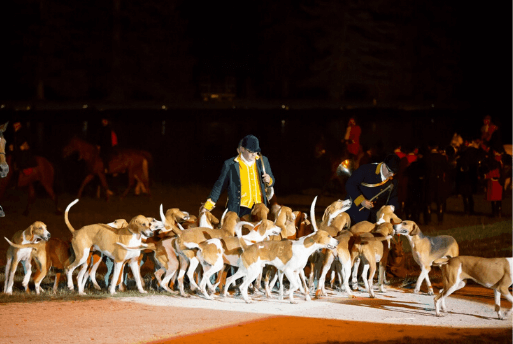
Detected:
left=484, top=149, right=504, bottom=217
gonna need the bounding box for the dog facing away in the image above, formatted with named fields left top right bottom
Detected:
left=394, top=220, right=459, bottom=295
left=433, top=256, right=512, bottom=320
left=4, top=221, right=51, bottom=294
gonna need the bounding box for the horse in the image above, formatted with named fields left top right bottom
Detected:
left=0, top=154, right=62, bottom=216
left=62, top=136, right=151, bottom=199
left=0, top=122, right=9, bottom=216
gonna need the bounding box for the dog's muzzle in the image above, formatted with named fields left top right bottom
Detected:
left=143, top=229, right=154, bottom=238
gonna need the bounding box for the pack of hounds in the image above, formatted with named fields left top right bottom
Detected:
left=3, top=197, right=512, bottom=320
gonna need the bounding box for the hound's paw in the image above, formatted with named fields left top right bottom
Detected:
left=290, top=300, right=298, bottom=304
left=139, top=290, right=148, bottom=294
left=413, top=289, right=420, bottom=294
left=435, top=313, right=445, bottom=318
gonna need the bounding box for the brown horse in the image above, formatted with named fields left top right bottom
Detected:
left=0, top=155, right=62, bottom=216
left=62, top=136, right=151, bottom=199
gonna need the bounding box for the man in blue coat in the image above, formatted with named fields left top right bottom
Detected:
left=345, top=154, right=400, bottom=224
left=203, top=135, right=275, bottom=219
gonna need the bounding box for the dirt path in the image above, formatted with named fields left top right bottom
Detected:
left=1, top=285, right=511, bottom=344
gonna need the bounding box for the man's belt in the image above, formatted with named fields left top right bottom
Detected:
left=361, top=178, right=390, bottom=187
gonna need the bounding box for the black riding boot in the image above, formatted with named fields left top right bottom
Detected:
left=490, top=201, right=497, bottom=218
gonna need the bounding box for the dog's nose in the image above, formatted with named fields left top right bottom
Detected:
left=47, top=233, right=51, bottom=238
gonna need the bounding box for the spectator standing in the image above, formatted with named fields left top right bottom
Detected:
left=343, top=117, right=362, bottom=167
left=93, top=118, right=118, bottom=173
left=484, top=149, right=504, bottom=217
left=8, top=119, right=38, bottom=182
left=456, top=139, right=486, bottom=216
left=424, top=142, right=450, bottom=224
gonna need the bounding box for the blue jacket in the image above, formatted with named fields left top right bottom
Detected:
left=345, top=162, right=398, bottom=224
left=208, top=155, right=275, bottom=215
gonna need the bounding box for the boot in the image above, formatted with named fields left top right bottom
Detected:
left=490, top=201, right=497, bottom=218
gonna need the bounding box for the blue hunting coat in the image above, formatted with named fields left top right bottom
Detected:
left=345, top=162, right=398, bottom=224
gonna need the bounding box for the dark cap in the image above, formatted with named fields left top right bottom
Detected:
left=240, top=135, right=261, bottom=153
left=384, top=154, right=400, bottom=174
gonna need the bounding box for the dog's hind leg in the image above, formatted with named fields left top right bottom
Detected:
left=4, top=255, right=12, bottom=294
left=77, top=263, right=90, bottom=295
left=87, top=253, right=103, bottom=290
left=351, top=257, right=361, bottom=290
left=186, top=257, right=200, bottom=292
left=21, top=258, right=33, bottom=293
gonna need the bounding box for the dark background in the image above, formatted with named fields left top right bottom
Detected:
left=1, top=1, right=511, bottom=196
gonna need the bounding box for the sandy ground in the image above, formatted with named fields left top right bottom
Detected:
left=1, top=285, right=511, bottom=344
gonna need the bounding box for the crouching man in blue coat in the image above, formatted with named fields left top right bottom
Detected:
left=345, top=154, right=400, bottom=224
left=203, top=135, right=275, bottom=219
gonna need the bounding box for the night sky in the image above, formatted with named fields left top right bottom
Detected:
left=2, top=0, right=511, bottom=112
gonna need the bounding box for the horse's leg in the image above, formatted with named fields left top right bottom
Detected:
left=121, top=169, right=136, bottom=198
left=77, top=174, right=95, bottom=199
left=41, top=177, right=62, bottom=214
left=23, top=183, right=36, bottom=216
left=96, top=172, right=113, bottom=200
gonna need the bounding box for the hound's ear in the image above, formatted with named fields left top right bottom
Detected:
left=411, top=224, right=420, bottom=236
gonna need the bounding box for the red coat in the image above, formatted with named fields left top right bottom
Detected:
left=345, top=125, right=361, bottom=156
left=485, top=168, right=502, bottom=201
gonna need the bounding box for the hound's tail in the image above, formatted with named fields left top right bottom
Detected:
left=65, top=199, right=79, bottom=234
left=116, top=242, right=156, bottom=251
left=4, top=237, right=40, bottom=249
left=310, top=196, right=319, bottom=232
left=433, top=257, right=450, bottom=266
left=234, top=221, right=255, bottom=251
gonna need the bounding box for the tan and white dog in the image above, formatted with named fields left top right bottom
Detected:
left=225, top=196, right=338, bottom=304
left=4, top=237, right=72, bottom=294
left=433, top=256, right=513, bottom=320
left=64, top=199, right=154, bottom=295
left=82, top=216, right=164, bottom=292
left=393, top=220, right=459, bottom=295
left=4, top=221, right=51, bottom=294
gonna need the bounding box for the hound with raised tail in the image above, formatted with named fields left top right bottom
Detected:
left=225, top=196, right=338, bottom=304
left=64, top=199, right=154, bottom=295
left=393, top=220, right=459, bottom=295
left=4, top=221, right=51, bottom=294
left=433, top=256, right=512, bottom=320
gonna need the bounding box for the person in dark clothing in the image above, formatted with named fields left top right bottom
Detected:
left=8, top=120, right=38, bottom=177
left=203, top=135, right=275, bottom=219
left=93, top=118, right=118, bottom=173
left=424, top=142, right=450, bottom=224
left=456, top=139, right=486, bottom=216
left=403, top=154, right=428, bottom=224
left=345, top=154, right=400, bottom=224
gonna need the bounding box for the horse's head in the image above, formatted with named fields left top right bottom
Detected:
left=62, top=136, right=81, bottom=158
left=0, top=122, right=9, bottom=178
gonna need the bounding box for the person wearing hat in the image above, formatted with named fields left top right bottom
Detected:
left=203, top=135, right=275, bottom=219
left=7, top=118, right=38, bottom=178
left=344, top=154, right=400, bottom=224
